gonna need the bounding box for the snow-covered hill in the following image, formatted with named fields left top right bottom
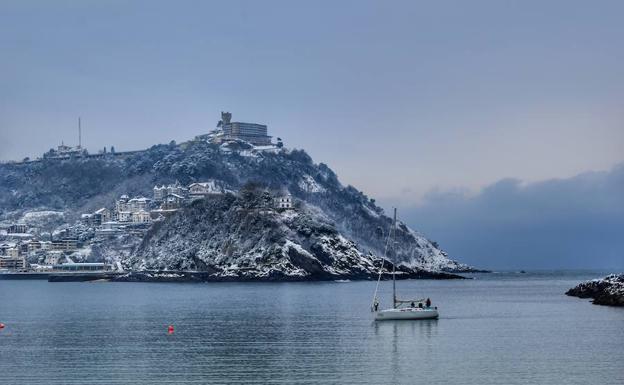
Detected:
left=127, top=190, right=462, bottom=280
left=0, top=138, right=478, bottom=275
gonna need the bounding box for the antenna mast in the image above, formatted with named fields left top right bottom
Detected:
left=392, top=207, right=397, bottom=309
left=78, top=117, right=82, bottom=148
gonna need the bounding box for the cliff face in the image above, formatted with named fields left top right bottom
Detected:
left=566, top=274, right=624, bottom=306
left=0, top=139, right=476, bottom=273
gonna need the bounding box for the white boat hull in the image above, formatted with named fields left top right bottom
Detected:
left=374, top=307, right=439, bottom=321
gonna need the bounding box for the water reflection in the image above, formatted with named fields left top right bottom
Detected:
left=371, top=319, right=439, bottom=384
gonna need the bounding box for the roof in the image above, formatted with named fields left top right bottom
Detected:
left=53, top=263, right=105, bottom=267
left=128, top=197, right=150, bottom=202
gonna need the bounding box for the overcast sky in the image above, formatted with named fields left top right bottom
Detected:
left=1, top=1, right=622, bottom=268
left=397, top=163, right=624, bottom=270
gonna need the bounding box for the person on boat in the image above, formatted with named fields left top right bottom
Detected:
left=426, top=298, right=431, bottom=308
left=410, top=302, right=415, bottom=308
left=418, top=302, right=423, bottom=308
left=373, top=301, right=379, bottom=311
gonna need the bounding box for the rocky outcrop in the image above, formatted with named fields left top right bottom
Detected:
left=126, top=188, right=465, bottom=281
left=566, top=274, right=624, bottom=306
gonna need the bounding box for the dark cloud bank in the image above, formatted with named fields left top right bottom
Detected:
left=399, top=164, right=624, bottom=270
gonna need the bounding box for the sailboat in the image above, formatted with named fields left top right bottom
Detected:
left=371, top=208, right=439, bottom=321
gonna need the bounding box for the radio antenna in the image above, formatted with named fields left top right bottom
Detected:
left=78, top=117, right=82, bottom=148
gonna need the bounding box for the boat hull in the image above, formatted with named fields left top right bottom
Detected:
left=374, top=308, right=439, bottom=321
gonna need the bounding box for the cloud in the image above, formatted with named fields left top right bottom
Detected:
left=400, top=164, right=624, bottom=270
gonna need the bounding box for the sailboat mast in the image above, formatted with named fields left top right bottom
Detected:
left=392, top=207, right=397, bottom=309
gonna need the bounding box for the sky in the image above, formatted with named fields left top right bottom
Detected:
left=398, top=163, right=624, bottom=270
left=1, top=1, right=622, bottom=269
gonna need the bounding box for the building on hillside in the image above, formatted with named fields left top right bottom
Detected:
left=81, top=213, right=95, bottom=225
left=0, top=256, right=27, bottom=270
left=153, top=182, right=187, bottom=201
left=56, top=141, right=82, bottom=155
left=44, top=252, right=63, bottom=266
left=274, top=193, right=294, bottom=209
left=188, top=181, right=225, bottom=200
left=7, top=224, right=28, bottom=234
left=94, top=208, right=112, bottom=223
left=161, top=193, right=185, bottom=210
left=0, top=243, right=15, bottom=256
left=51, top=238, right=78, bottom=251
left=127, top=197, right=151, bottom=212
left=7, top=247, right=20, bottom=258
left=26, top=240, right=45, bottom=253
left=42, top=141, right=84, bottom=159
left=95, top=221, right=125, bottom=237
left=116, top=195, right=130, bottom=212
left=18, top=242, right=29, bottom=254
left=132, top=210, right=152, bottom=223
left=153, top=185, right=167, bottom=201
left=4, top=232, right=34, bottom=241
left=117, top=211, right=132, bottom=222
left=216, top=112, right=272, bottom=145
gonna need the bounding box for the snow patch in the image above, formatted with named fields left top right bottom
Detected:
left=298, top=175, right=326, bottom=193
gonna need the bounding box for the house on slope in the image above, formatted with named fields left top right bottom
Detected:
left=274, top=193, right=294, bottom=210
left=161, top=193, right=185, bottom=210
left=131, top=210, right=152, bottom=224
left=153, top=181, right=187, bottom=201
left=188, top=181, right=226, bottom=200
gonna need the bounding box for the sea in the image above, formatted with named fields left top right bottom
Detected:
left=0, top=270, right=622, bottom=385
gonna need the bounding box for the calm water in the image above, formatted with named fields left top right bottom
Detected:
left=1, top=271, right=623, bottom=384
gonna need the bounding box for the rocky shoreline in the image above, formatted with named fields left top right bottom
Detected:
left=111, top=268, right=465, bottom=283
left=565, top=274, right=624, bottom=306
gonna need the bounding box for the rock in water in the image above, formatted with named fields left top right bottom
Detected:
left=565, top=274, right=624, bottom=306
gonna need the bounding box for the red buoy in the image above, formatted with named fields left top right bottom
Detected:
left=0, top=323, right=5, bottom=329
left=167, top=325, right=174, bottom=334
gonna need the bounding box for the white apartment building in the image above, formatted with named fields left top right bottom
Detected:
left=132, top=210, right=152, bottom=223
left=274, top=194, right=293, bottom=209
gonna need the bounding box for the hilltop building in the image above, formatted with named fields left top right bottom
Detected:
left=216, top=111, right=272, bottom=145
left=43, top=118, right=85, bottom=159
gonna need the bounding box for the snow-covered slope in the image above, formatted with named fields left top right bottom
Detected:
left=127, top=191, right=462, bottom=280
